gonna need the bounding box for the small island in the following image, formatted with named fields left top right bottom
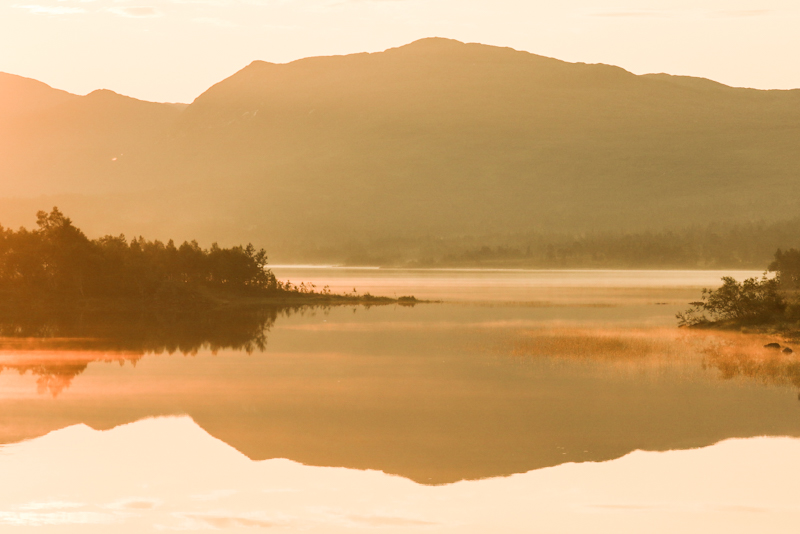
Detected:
left=0, top=208, right=417, bottom=314
left=677, top=248, right=800, bottom=339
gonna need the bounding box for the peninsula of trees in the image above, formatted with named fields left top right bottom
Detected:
left=0, top=208, right=407, bottom=311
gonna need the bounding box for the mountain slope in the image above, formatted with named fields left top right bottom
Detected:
left=170, top=38, right=800, bottom=244
left=0, top=87, right=183, bottom=197
left=0, top=73, right=78, bottom=118
left=1, top=38, right=799, bottom=262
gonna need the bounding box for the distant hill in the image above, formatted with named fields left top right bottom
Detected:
left=0, top=88, right=182, bottom=198
left=1, top=38, right=800, bottom=263
left=0, top=73, right=78, bottom=118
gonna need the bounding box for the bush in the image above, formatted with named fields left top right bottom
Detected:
left=677, top=275, right=786, bottom=327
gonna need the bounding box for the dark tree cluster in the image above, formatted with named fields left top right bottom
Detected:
left=677, top=248, right=800, bottom=330
left=769, top=249, right=800, bottom=291
left=676, top=276, right=785, bottom=327
left=0, top=208, right=279, bottom=308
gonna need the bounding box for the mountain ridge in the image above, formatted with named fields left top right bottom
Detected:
left=5, top=38, right=796, bottom=107
left=1, top=39, right=799, bottom=264
left=0, top=72, right=79, bottom=118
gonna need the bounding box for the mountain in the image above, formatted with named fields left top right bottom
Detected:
left=0, top=87, right=183, bottom=198
left=0, top=73, right=78, bottom=118
left=1, top=38, right=800, bottom=262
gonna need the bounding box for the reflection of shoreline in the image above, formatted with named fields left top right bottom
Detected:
left=0, top=305, right=290, bottom=397
left=3, top=315, right=800, bottom=485
left=0, top=307, right=280, bottom=352
left=1, top=301, right=416, bottom=397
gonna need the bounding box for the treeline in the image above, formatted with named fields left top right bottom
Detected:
left=322, top=219, right=800, bottom=269
left=438, top=223, right=800, bottom=269
left=0, top=208, right=289, bottom=308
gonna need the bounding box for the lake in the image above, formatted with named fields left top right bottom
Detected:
left=1, top=268, right=799, bottom=532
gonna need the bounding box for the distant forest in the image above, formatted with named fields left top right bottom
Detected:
left=330, top=219, right=800, bottom=270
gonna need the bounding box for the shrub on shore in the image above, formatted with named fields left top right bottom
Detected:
left=678, top=248, right=800, bottom=332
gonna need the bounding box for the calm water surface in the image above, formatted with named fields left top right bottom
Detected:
left=1, top=269, right=799, bottom=532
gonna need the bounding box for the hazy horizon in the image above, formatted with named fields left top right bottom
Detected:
left=2, top=1, right=799, bottom=103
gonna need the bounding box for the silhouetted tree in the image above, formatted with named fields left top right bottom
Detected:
left=677, top=275, right=785, bottom=327
left=769, top=248, right=800, bottom=290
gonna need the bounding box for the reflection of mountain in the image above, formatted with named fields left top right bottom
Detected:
left=2, top=39, right=800, bottom=262
left=2, top=319, right=799, bottom=484
left=3, top=416, right=798, bottom=532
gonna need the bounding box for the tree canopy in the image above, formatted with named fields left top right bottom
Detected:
left=677, top=248, right=800, bottom=329
left=0, top=208, right=279, bottom=307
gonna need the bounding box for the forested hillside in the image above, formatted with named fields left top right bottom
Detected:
left=2, top=38, right=799, bottom=265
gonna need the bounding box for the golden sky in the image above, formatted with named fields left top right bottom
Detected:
left=1, top=0, right=798, bottom=103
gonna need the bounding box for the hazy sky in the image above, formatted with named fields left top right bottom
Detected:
left=1, top=0, right=798, bottom=103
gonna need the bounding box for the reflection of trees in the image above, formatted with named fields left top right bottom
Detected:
left=33, top=363, right=86, bottom=397
left=6, top=359, right=99, bottom=397
left=0, top=304, right=315, bottom=396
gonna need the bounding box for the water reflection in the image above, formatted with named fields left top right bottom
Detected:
left=0, top=305, right=291, bottom=396
left=700, top=334, right=800, bottom=390
left=2, top=302, right=800, bottom=485
left=0, top=306, right=282, bottom=353
left=2, top=416, right=799, bottom=533
left=0, top=350, right=139, bottom=397
left=1, top=270, right=800, bottom=489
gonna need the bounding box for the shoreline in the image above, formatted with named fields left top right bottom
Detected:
left=0, top=290, right=425, bottom=318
